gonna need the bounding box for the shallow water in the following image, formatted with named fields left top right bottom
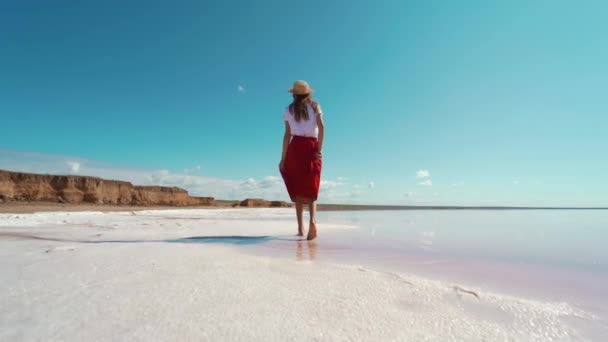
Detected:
left=241, top=210, right=608, bottom=320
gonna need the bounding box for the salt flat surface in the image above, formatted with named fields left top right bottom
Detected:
left=1, top=209, right=607, bottom=341
left=0, top=208, right=353, bottom=242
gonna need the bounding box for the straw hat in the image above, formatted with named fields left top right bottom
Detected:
left=288, top=80, right=314, bottom=95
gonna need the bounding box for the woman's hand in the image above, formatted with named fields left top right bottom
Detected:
left=279, top=159, right=286, bottom=172
left=314, top=150, right=323, bottom=160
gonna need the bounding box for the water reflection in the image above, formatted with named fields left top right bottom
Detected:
left=296, top=240, right=317, bottom=261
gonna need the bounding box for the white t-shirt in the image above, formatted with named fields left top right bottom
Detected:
left=283, top=103, right=323, bottom=138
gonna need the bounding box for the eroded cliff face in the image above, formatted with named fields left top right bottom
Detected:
left=0, top=170, right=214, bottom=206
left=239, top=198, right=291, bottom=208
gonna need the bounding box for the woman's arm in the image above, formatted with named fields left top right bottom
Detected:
left=316, top=113, right=325, bottom=157
left=279, top=122, right=291, bottom=171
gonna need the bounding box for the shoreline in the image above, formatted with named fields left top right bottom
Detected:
left=1, top=201, right=607, bottom=214
left=0, top=202, right=228, bottom=214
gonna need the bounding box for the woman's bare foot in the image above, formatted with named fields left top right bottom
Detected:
left=297, top=230, right=304, bottom=237
left=307, top=222, right=317, bottom=240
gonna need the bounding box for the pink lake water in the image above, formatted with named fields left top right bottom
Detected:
left=244, top=210, right=608, bottom=325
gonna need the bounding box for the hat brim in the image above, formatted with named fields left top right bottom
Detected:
left=288, top=88, right=314, bottom=95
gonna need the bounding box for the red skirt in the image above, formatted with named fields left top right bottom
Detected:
left=281, top=135, right=322, bottom=202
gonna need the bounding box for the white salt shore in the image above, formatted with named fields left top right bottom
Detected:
left=0, top=209, right=605, bottom=341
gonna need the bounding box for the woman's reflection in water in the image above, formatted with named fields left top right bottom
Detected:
left=296, top=240, right=317, bottom=261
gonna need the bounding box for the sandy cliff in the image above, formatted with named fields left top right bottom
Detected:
left=0, top=170, right=215, bottom=206
left=239, top=198, right=291, bottom=208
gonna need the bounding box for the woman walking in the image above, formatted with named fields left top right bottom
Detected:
left=279, top=80, right=325, bottom=240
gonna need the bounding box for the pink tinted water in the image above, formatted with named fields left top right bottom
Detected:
left=246, top=210, right=608, bottom=318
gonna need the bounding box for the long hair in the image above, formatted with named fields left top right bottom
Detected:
left=289, top=94, right=319, bottom=122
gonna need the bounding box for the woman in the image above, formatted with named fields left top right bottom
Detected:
left=279, top=80, right=325, bottom=240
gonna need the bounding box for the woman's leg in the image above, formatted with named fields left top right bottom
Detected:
left=307, top=200, right=317, bottom=240
left=295, top=200, right=304, bottom=236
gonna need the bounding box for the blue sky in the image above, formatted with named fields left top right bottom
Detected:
left=1, top=1, right=607, bottom=206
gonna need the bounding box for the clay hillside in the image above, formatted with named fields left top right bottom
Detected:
left=0, top=169, right=290, bottom=208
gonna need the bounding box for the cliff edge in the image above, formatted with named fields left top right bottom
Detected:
left=0, top=169, right=215, bottom=206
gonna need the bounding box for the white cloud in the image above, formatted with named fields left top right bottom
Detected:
left=226, top=175, right=288, bottom=200
left=0, top=149, right=374, bottom=203
left=320, top=179, right=346, bottom=190
left=184, top=165, right=202, bottom=174
left=318, top=178, right=365, bottom=201
left=369, top=181, right=375, bottom=189
left=416, top=170, right=430, bottom=178
left=66, top=161, right=80, bottom=174
left=0, top=149, right=277, bottom=200
left=237, top=85, right=246, bottom=93
left=512, top=179, right=520, bottom=185
left=419, top=179, right=432, bottom=187
left=239, top=178, right=258, bottom=190
left=258, top=176, right=281, bottom=189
